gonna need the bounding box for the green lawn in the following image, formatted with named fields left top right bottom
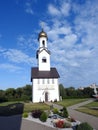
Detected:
left=56, top=98, right=88, bottom=107
left=24, top=102, right=50, bottom=112
left=76, top=101, right=98, bottom=117
left=0, top=101, right=20, bottom=106
left=0, top=99, right=98, bottom=116
left=0, top=101, right=50, bottom=114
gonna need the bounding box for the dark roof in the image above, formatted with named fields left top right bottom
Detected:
left=31, top=67, right=60, bottom=81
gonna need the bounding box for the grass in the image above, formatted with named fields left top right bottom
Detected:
left=0, top=99, right=98, bottom=117
left=76, top=101, right=98, bottom=117
left=56, top=98, right=88, bottom=107
left=0, top=101, right=21, bottom=106
left=24, top=102, right=50, bottom=112
left=0, top=101, right=50, bottom=115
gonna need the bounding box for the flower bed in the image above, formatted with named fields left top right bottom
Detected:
left=53, top=119, right=72, bottom=128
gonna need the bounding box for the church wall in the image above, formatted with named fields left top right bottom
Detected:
left=38, top=50, right=50, bottom=71
left=32, top=78, right=59, bottom=102
left=39, top=37, right=47, bottom=48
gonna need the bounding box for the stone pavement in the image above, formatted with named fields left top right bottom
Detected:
left=21, top=119, right=57, bottom=130
left=67, top=99, right=98, bottom=130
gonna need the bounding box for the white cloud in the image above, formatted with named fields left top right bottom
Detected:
left=25, top=2, right=33, bottom=15
left=3, top=49, right=35, bottom=64
left=48, top=1, right=71, bottom=17
left=48, top=4, right=60, bottom=16
left=60, top=2, right=71, bottom=16
left=44, top=0, right=98, bottom=87
left=17, top=34, right=37, bottom=52
left=0, top=63, right=22, bottom=72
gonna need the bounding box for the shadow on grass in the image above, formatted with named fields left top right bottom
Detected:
left=0, top=103, right=24, bottom=130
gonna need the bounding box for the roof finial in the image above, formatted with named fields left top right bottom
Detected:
left=40, top=21, right=45, bottom=31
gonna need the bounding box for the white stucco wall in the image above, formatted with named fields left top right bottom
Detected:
left=39, top=37, right=47, bottom=48
left=38, top=50, right=50, bottom=71
left=32, top=78, right=60, bottom=102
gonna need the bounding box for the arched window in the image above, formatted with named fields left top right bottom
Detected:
left=42, top=40, right=45, bottom=47
left=42, top=57, right=47, bottom=63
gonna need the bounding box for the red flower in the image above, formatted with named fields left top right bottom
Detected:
left=56, top=120, right=65, bottom=128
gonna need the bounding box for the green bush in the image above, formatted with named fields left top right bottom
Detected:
left=77, top=122, right=93, bottom=130
left=40, top=111, right=47, bottom=122
left=23, top=112, right=28, bottom=118
left=52, top=108, right=59, bottom=114
left=62, top=107, right=69, bottom=118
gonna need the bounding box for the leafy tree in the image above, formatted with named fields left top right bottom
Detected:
left=22, top=85, right=32, bottom=100
left=59, top=84, right=66, bottom=99
left=16, top=87, right=23, bottom=98
left=83, top=87, right=94, bottom=97
left=5, top=88, right=16, bottom=100
left=0, top=90, right=7, bottom=102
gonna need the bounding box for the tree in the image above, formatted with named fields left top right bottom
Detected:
left=5, top=88, right=16, bottom=100
left=16, top=87, right=23, bottom=98
left=22, top=85, right=32, bottom=101
left=59, top=84, right=66, bottom=99
left=83, top=87, right=94, bottom=97
left=0, top=90, right=7, bottom=102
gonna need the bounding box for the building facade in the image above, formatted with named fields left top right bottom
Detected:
left=31, top=29, right=60, bottom=102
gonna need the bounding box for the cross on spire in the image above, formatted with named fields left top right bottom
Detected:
left=40, top=22, right=45, bottom=30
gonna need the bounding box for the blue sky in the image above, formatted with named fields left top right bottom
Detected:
left=0, top=0, right=98, bottom=90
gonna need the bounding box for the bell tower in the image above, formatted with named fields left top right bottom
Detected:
left=36, top=29, right=50, bottom=71
left=31, top=28, right=60, bottom=103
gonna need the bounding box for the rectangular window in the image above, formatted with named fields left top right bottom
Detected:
left=47, top=79, right=49, bottom=84
left=42, top=58, right=46, bottom=63
left=52, top=79, right=54, bottom=84
left=42, top=79, right=45, bottom=84
left=37, top=79, right=40, bottom=84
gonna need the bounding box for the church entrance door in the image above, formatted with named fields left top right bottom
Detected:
left=45, top=92, right=48, bottom=102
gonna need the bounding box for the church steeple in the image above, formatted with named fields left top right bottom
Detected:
left=37, top=29, right=50, bottom=71
left=38, top=29, right=48, bottom=40
left=38, top=29, right=48, bottom=50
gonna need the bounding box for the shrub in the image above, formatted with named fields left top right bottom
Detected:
left=23, top=112, right=28, bottom=118
left=40, top=111, right=47, bottom=122
left=32, top=109, right=43, bottom=118
left=62, top=107, right=69, bottom=118
left=52, top=108, right=59, bottom=114
left=77, top=122, right=93, bottom=130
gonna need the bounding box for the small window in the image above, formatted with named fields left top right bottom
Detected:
left=42, top=79, right=45, bottom=84
left=42, top=40, right=45, bottom=47
left=42, top=57, right=47, bottom=63
left=37, top=79, right=40, bottom=84
left=52, top=79, right=54, bottom=84
left=47, top=79, right=49, bottom=84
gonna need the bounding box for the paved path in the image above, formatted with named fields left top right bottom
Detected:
left=67, top=99, right=98, bottom=130
left=21, top=119, right=57, bottom=130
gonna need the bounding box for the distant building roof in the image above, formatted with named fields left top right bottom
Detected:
left=31, top=67, right=60, bottom=81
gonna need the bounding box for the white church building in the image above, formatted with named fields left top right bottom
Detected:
left=31, top=29, right=60, bottom=102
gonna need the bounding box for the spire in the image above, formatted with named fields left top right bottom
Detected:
left=38, top=29, right=48, bottom=41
